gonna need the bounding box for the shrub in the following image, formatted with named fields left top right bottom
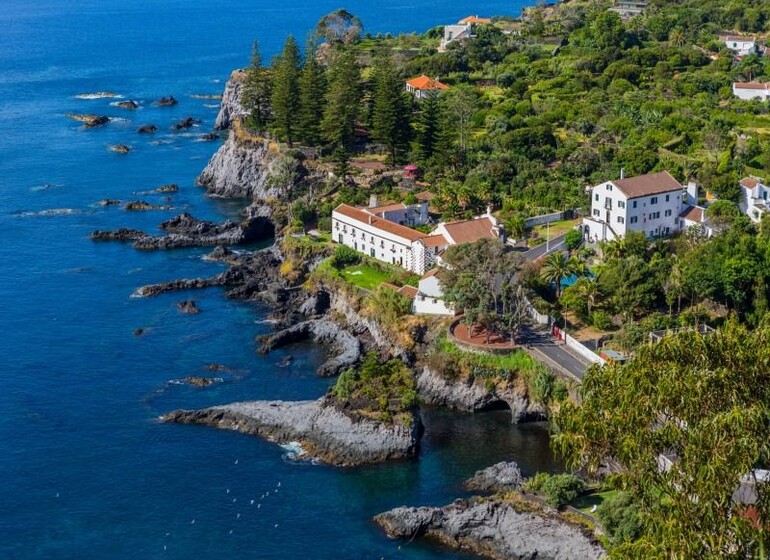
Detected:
left=564, top=228, right=583, bottom=251
left=552, top=380, right=569, bottom=402
left=531, top=368, right=555, bottom=405
left=524, top=472, right=551, bottom=492
left=596, top=492, right=644, bottom=543
left=331, top=245, right=360, bottom=268
left=591, top=310, right=613, bottom=331
left=318, top=216, right=332, bottom=232
left=541, top=474, right=585, bottom=507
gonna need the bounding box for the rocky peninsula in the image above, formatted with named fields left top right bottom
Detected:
left=162, top=398, right=420, bottom=467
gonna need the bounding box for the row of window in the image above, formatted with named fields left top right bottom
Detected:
left=595, top=193, right=674, bottom=207
left=592, top=211, right=673, bottom=224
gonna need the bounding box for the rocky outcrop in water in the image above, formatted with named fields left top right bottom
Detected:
left=465, top=462, right=524, bottom=494
left=66, top=113, right=110, bottom=127
left=156, top=96, right=178, bottom=106
left=172, top=117, right=200, bottom=130
left=375, top=499, right=605, bottom=560
left=416, top=367, right=546, bottom=423
left=116, top=100, right=138, bottom=110
left=162, top=398, right=420, bottom=467
left=214, top=70, right=248, bottom=130
left=124, top=201, right=171, bottom=211
left=258, top=320, right=361, bottom=377
left=91, top=228, right=146, bottom=242
left=177, top=300, right=200, bottom=314
left=137, top=124, right=157, bottom=134
left=110, top=144, right=131, bottom=153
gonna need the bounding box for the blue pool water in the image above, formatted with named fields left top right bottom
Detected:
left=0, top=1, right=557, bottom=558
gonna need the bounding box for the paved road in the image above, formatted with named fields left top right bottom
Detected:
left=521, top=234, right=567, bottom=261
left=519, top=326, right=591, bottom=381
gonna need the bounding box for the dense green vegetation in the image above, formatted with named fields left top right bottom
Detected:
left=553, top=320, right=770, bottom=558
left=331, top=351, right=418, bottom=425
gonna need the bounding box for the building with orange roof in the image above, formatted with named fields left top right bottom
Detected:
left=733, top=81, right=770, bottom=101
left=405, top=75, right=450, bottom=99
left=739, top=176, right=770, bottom=223
left=459, top=15, right=492, bottom=25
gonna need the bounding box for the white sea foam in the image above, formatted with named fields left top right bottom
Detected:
left=109, top=101, right=141, bottom=108
left=279, top=441, right=306, bottom=459
left=30, top=183, right=63, bottom=192
left=74, top=92, right=123, bottom=99
left=14, top=208, right=81, bottom=217
left=203, top=103, right=219, bottom=108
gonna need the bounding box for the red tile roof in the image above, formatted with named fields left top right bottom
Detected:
left=612, top=171, right=682, bottom=198
left=442, top=217, right=498, bottom=244
left=459, top=15, right=492, bottom=24
left=415, top=190, right=435, bottom=201
left=397, top=285, right=418, bottom=298
left=368, top=203, right=406, bottom=214
left=741, top=177, right=761, bottom=188
left=734, top=81, right=769, bottom=90
left=420, top=235, right=448, bottom=248
left=333, top=204, right=425, bottom=242
left=680, top=206, right=704, bottom=223
left=406, top=75, right=449, bottom=91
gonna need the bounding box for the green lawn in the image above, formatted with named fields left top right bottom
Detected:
left=572, top=490, right=619, bottom=514
left=529, top=218, right=580, bottom=242
left=341, top=263, right=392, bottom=291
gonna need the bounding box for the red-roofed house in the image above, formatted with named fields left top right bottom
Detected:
left=733, top=81, right=770, bottom=101
left=459, top=15, right=492, bottom=25
left=405, top=75, right=450, bottom=99
left=739, top=176, right=770, bottom=222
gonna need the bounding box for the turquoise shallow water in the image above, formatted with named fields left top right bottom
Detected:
left=0, top=1, right=558, bottom=558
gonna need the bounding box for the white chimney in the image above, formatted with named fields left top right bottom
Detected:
left=620, top=168, right=625, bottom=180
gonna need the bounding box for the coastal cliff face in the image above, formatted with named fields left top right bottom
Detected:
left=417, top=367, right=546, bottom=423
left=213, top=70, right=248, bottom=130
left=163, top=398, right=420, bottom=467
left=196, top=133, right=278, bottom=199
left=375, top=499, right=606, bottom=560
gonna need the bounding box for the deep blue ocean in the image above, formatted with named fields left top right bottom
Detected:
left=0, top=1, right=557, bottom=558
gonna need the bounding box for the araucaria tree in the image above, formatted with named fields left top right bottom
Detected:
left=553, top=320, right=770, bottom=559
left=270, top=35, right=301, bottom=145
left=322, top=48, right=361, bottom=153
left=242, top=39, right=272, bottom=131
left=297, top=42, right=326, bottom=146
left=371, top=56, right=412, bottom=164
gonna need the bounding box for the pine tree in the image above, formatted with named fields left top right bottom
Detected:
left=413, top=92, right=441, bottom=164
left=371, top=56, right=412, bottom=165
left=298, top=42, right=326, bottom=146
left=270, top=35, right=301, bottom=145
left=322, top=48, right=361, bottom=151
left=242, top=40, right=272, bottom=131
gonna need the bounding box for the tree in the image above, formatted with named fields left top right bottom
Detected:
left=553, top=320, right=770, bottom=558
left=270, top=35, right=301, bottom=145
left=444, top=84, right=478, bottom=156
left=242, top=40, right=272, bottom=130
left=371, top=56, right=412, bottom=164
left=564, top=229, right=583, bottom=252
left=590, top=11, right=626, bottom=50
left=322, top=48, right=361, bottom=151
left=298, top=42, right=326, bottom=146
left=413, top=92, right=444, bottom=163
left=315, top=9, right=364, bottom=45
left=540, top=252, right=578, bottom=298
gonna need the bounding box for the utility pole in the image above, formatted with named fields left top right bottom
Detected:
left=546, top=221, right=550, bottom=253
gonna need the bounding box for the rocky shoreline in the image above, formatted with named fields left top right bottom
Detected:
left=162, top=398, right=420, bottom=467
left=374, top=498, right=605, bottom=560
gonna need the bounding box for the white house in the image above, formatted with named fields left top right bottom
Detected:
left=722, top=35, right=757, bottom=56
left=608, top=1, right=648, bottom=19
left=739, top=176, right=770, bottom=223
left=413, top=269, right=454, bottom=316
left=439, top=24, right=473, bottom=52
left=405, top=75, right=450, bottom=100
left=582, top=171, right=686, bottom=242
left=733, top=81, right=770, bottom=101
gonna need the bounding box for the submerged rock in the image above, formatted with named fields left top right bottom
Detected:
left=200, top=132, right=219, bottom=141
left=124, top=200, right=171, bottom=211
left=110, top=144, right=131, bottom=154
left=97, top=199, right=122, bottom=206
left=155, top=183, right=179, bottom=193
left=172, top=117, right=200, bottom=130
left=465, top=462, right=524, bottom=494
left=181, top=376, right=219, bottom=387
left=177, top=300, right=200, bottom=314
left=375, top=499, right=605, bottom=560
left=156, top=95, right=178, bottom=106
left=116, top=100, right=139, bottom=110
left=162, top=398, right=421, bottom=467
left=133, top=328, right=145, bottom=336
left=258, top=319, right=361, bottom=377
left=66, top=113, right=110, bottom=127
left=137, top=124, right=157, bottom=134
left=90, top=228, right=146, bottom=242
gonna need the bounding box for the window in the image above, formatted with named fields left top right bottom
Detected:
left=618, top=200, right=626, bottom=209
left=665, top=209, right=672, bottom=217
left=651, top=197, right=658, bottom=204
left=633, top=200, right=638, bottom=208
left=617, top=216, right=625, bottom=224
left=593, top=209, right=600, bottom=217
left=335, top=222, right=339, bottom=230
left=606, top=184, right=613, bottom=191
left=665, top=194, right=670, bottom=202
left=370, top=249, right=375, bottom=257
left=380, top=240, right=384, bottom=248
left=595, top=193, right=599, bottom=201
left=338, top=234, right=343, bottom=243
left=630, top=216, right=638, bottom=224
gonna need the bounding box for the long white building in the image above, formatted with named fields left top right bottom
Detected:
left=582, top=171, right=687, bottom=242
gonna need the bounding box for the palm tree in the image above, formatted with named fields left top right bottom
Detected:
left=668, top=28, right=686, bottom=48
left=541, top=251, right=577, bottom=298
left=576, top=276, right=601, bottom=316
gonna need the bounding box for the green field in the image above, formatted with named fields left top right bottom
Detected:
left=571, top=490, right=620, bottom=514
left=341, top=263, right=393, bottom=291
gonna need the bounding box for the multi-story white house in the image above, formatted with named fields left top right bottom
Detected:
left=332, top=203, right=504, bottom=275
left=739, top=176, right=770, bottom=222
left=722, top=35, right=757, bottom=56
left=582, top=171, right=686, bottom=242
left=733, top=81, right=770, bottom=101
left=439, top=24, right=473, bottom=52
